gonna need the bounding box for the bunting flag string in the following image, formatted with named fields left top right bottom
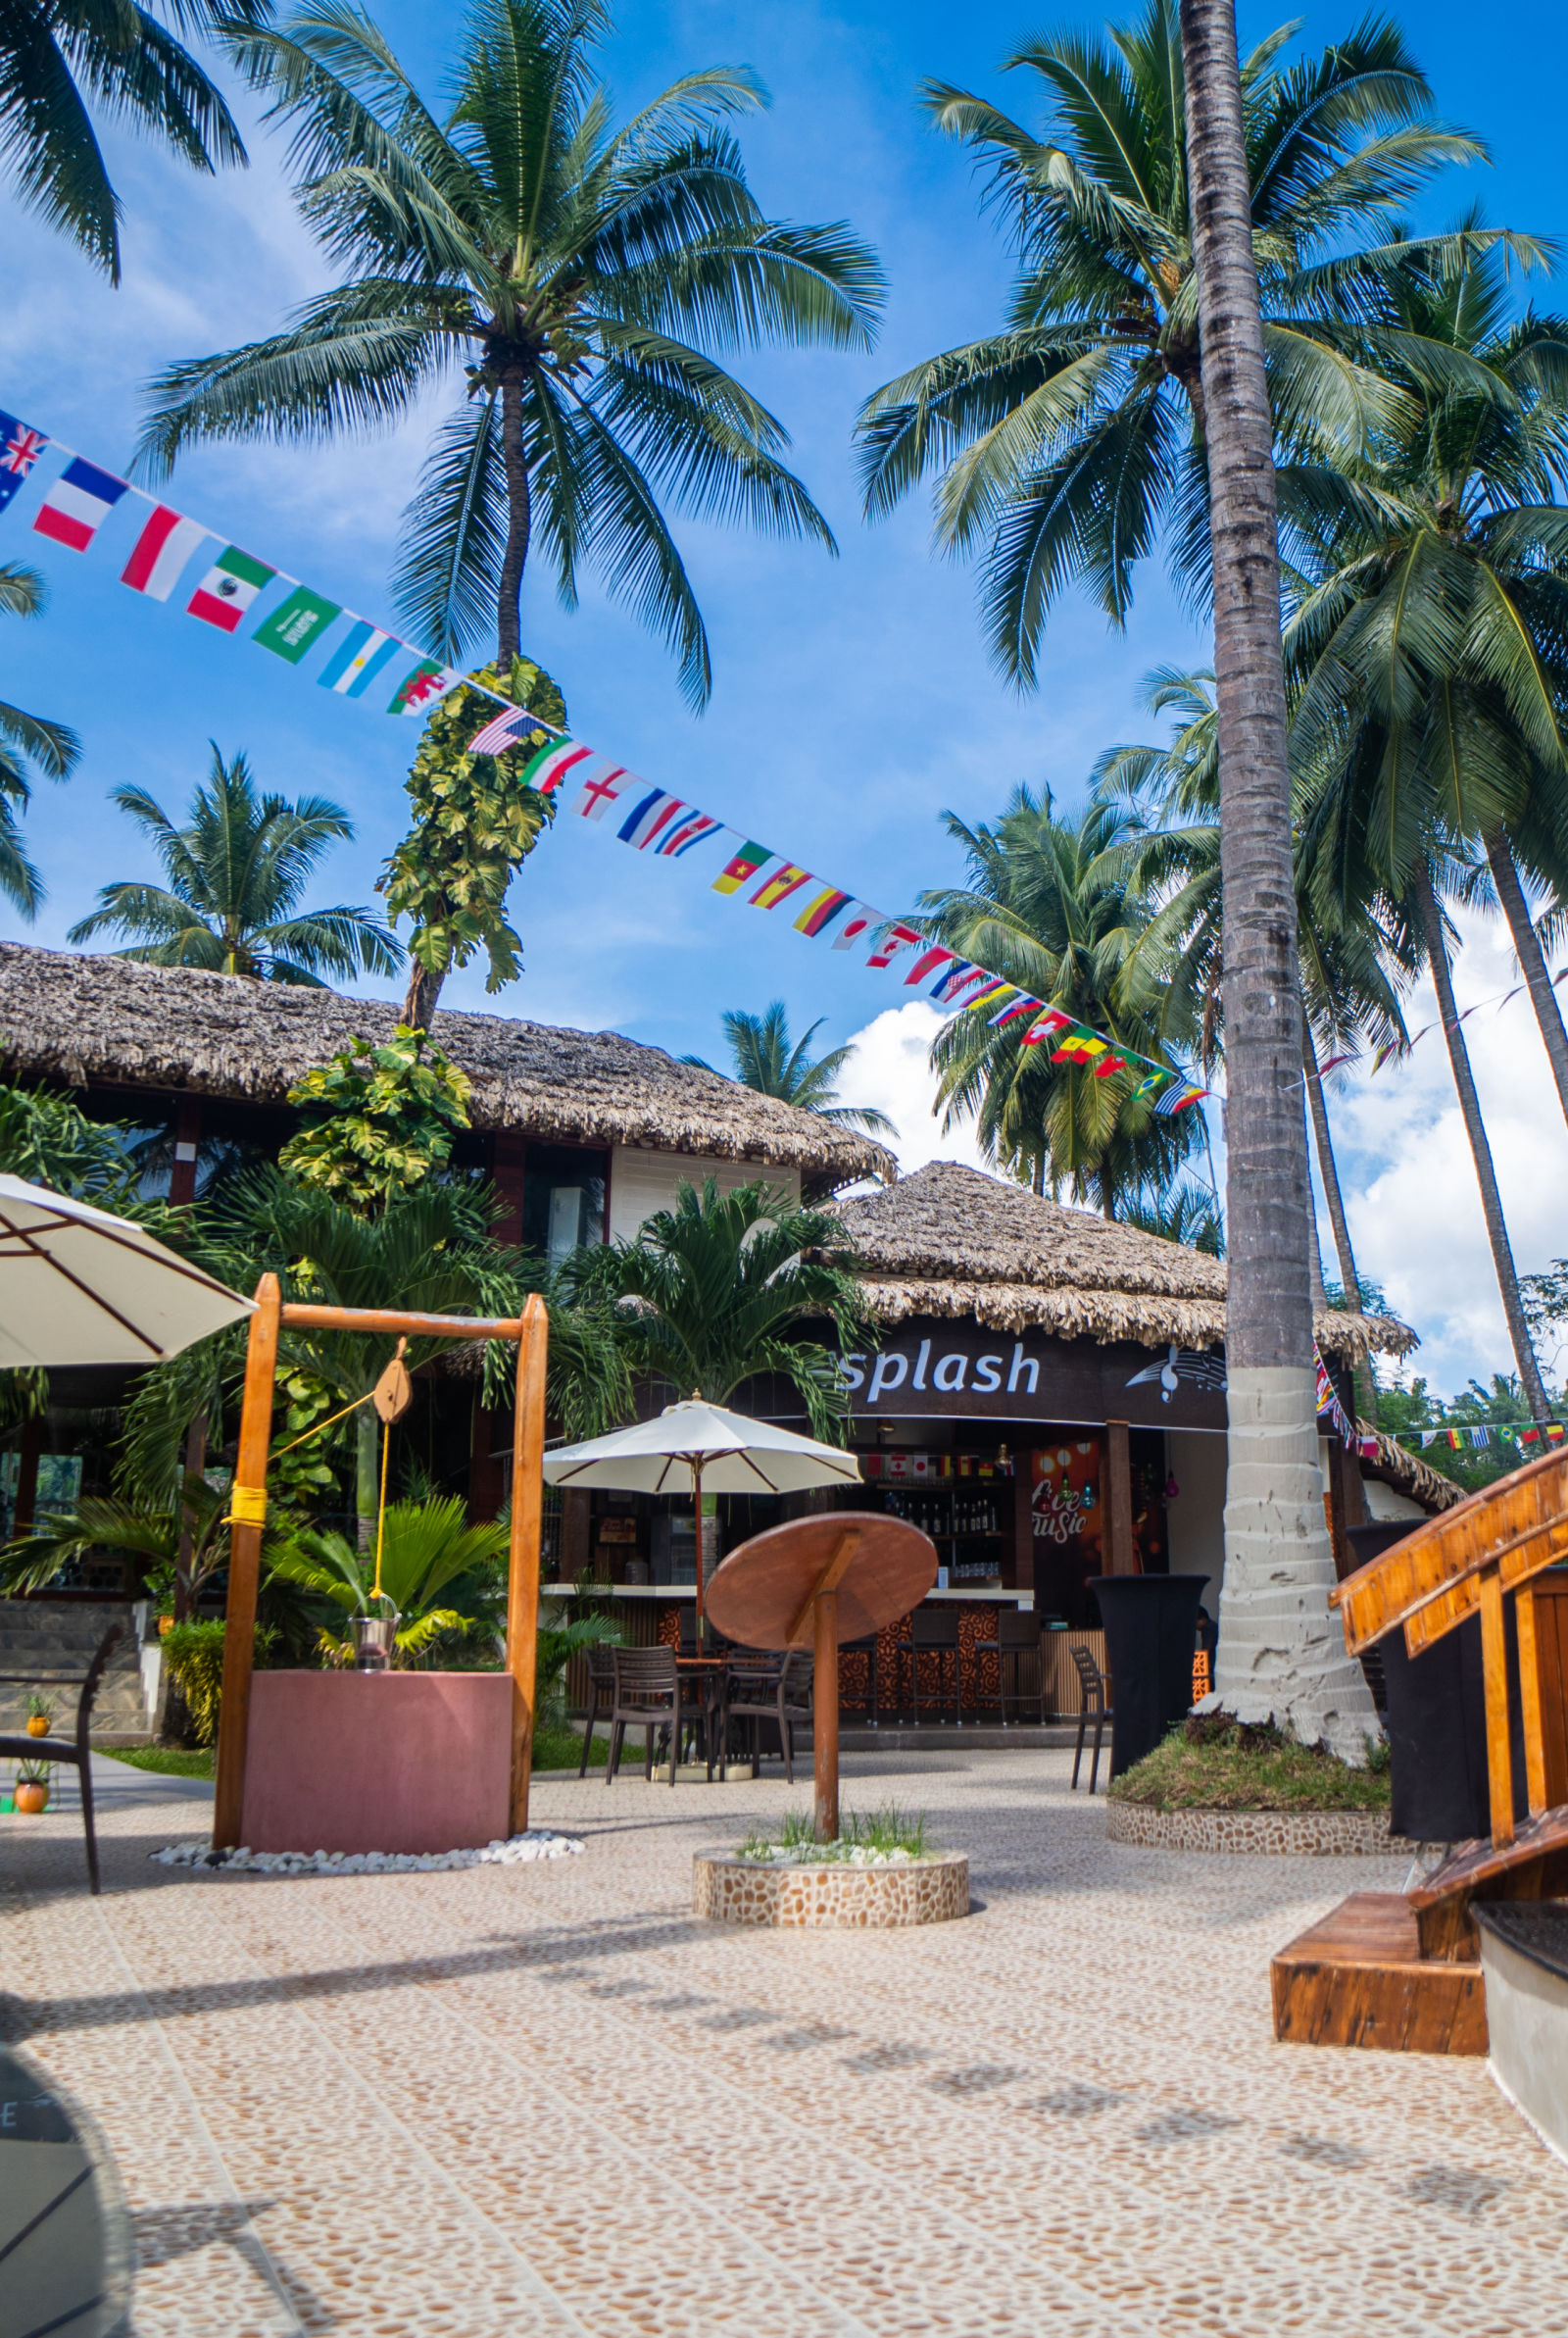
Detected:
left=0, top=403, right=495, bottom=721
left=1415, top=1421, right=1566, bottom=1451
left=502, top=713, right=1213, bottom=1106
left=1314, top=1348, right=1377, bottom=1456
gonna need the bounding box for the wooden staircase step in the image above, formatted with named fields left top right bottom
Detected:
left=1271, top=1893, right=1489, bottom=2056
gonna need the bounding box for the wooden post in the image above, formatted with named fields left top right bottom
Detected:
left=213, top=1274, right=281, bottom=1850
left=1105, top=1419, right=1136, bottom=1575
left=1515, top=1585, right=1548, bottom=1817
left=1478, top=1569, right=1515, bottom=1849
left=814, top=1587, right=840, bottom=1843
left=506, top=1293, right=549, bottom=1835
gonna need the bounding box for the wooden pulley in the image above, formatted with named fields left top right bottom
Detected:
left=372, top=1336, right=414, bottom=1424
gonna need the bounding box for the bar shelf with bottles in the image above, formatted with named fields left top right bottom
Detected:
left=875, top=1466, right=1011, bottom=1589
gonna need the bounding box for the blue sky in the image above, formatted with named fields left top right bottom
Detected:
left=4, top=0, right=1566, bottom=1392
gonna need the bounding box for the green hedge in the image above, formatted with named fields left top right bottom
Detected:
left=162, top=1620, right=274, bottom=1747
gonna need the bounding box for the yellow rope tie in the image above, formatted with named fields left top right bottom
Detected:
left=371, top=1414, right=392, bottom=1604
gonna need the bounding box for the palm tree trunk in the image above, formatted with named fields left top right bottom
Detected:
left=402, top=957, right=443, bottom=1032
left=1180, top=0, right=1375, bottom=1758
left=497, top=370, right=532, bottom=666
left=1486, top=828, right=1568, bottom=1128
left=1301, top=1017, right=1377, bottom=1424
left=1415, top=860, right=1551, bottom=1428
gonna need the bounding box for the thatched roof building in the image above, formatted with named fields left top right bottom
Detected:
left=0, top=944, right=891, bottom=1188
left=831, top=1161, right=1414, bottom=1364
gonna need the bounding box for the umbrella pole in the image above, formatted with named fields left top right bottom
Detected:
left=813, top=1587, right=840, bottom=1844
left=692, top=1454, right=706, bottom=1643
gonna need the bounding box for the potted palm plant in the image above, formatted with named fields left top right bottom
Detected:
left=14, top=1758, right=50, bottom=1814
left=24, top=1693, right=53, bottom=1740
left=265, top=1498, right=514, bottom=1669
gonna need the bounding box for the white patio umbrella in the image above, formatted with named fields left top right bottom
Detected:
left=0, top=1175, right=254, bottom=1368
left=543, top=1399, right=862, bottom=1620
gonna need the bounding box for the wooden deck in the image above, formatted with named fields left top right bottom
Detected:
left=1271, top=1893, right=1489, bottom=2056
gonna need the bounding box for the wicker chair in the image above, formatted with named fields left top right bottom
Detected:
left=0, top=1626, right=124, bottom=1894
left=1069, top=1644, right=1113, bottom=1793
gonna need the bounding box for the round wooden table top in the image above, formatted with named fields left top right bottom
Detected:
left=704, top=1514, right=938, bottom=1652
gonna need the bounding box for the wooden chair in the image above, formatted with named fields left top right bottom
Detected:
left=0, top=1626, right=124, bottom=1895
left=715, top=1651, right=814, bottom=1783
left=973, top=1610, right=1043, bottom=1723
left=1069, top=1644, right=1113, bottom=1792
left=577, top=1646, right=616, bottom=1777
left=896, top=1607, right=962, bottom=1726
left=605, top=1646, right=685, bottom=1787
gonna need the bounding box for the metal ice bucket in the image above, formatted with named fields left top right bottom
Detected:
left=353, top=1611, right=400, bottom=1669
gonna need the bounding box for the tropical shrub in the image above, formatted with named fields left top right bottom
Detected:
left=265, top=1498, right=512, bottom=1666
left=280, top=1027, right=472, bottom=1212
left=163, top=1619, right=275, bottom=1748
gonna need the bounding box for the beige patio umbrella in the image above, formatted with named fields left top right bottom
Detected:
left=0, top=1175, right=254, bottom=1367
left=543, top=1399, right=862, bottom=1622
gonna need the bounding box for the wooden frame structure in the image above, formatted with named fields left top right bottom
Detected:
left=212, top=1274, right=549, bottom=1851
left=1273, top=1448, right=1568, bottom=2054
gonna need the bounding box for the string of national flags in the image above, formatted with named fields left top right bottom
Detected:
left=1315, top=1346, right=1566, bottom=1458
left=1313, top=970, right=1568, bottom=1082
left=467, top=706, right=1212, bottom=1109
left=0, top=405, right=505, bottom=720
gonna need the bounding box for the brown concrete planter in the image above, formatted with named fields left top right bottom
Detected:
left=694, top=1850, right=969, bottom=1927
left=1105, top=1800, right=1412, bottom=1856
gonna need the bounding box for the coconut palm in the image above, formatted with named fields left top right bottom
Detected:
left=856, top=1, right=1534, bottom=685
left=911, top=787, right=1202, bottom=1215
left=265, top=1498, right=512, bottom=1664
left=135, top=0, right=884, bottom=703
left=0, top=0, right=267, bottom=282
left=688, top=1002, right=895, bottom=1140
left=67, top=744, right=401, bottom=983
left=1120, top=1181, right=1224, bottom=1255
left=0, top=561, right=77, bottom=917
left=570, top=1176, right=868, bottom=1444
left=1178, top=0, right=1377, bottom=1758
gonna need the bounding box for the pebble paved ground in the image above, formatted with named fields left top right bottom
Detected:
left=4, top=1744, right=1567, bottom=2337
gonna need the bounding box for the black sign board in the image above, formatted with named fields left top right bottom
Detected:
left=821, top=1318, right=1228, bottom=1432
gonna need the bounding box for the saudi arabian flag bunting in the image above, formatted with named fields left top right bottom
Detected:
left=188, top=546, right=274, bottom=633
left=253, top=583, right=341, bottom=664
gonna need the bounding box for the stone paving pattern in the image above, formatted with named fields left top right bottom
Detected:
left=4, top=1745, right=1567, bottom=2336
left=1104, top=1800, right=1414, bottom=1856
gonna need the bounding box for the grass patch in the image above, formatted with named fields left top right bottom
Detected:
left=1107, top=1719, right=1391, bottom=1813
left=738, top=1801, right=932, bottom=1864
left=531, top=1725, right=611, bottom=1774
left=104, top=1746, right=215, bottom=1780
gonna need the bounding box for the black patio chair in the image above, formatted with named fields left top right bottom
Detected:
left=1069, top=1644, right=1113, bottom=1794
left=0, top=1626, right=124, bottom=1895
left=973, top=1609, right=1044, bottom=1724
left=714, top=1651, right=814, bottom=1783
left=606, top=1646, right=683, bottom=1786
left=578, top=1646, right=616, bottom=1777
left=896, top=1607, right=962, bottom=1726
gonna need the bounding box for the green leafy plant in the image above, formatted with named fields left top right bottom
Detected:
left=265, top=1498, right=511, bottom=1666
left=279, top=1027, right=473, bottom=1212
left=0, top=562, right=78, bottom=918
left=738, top=1801, right=931, bottom=1862
left=15, top=1756, right=50, bottom=1791
left=161, top=1620, right=276, bottom=1748
left=24, top=1691, right=54, bottom=1729
left=379, top=657, right=564, bottom=1026
left=687, top=1002, right=896, bottom=1140
left=0, top=1483, right=238, bottom=1602
left=1108, top=1719, right=1391, bottom=1812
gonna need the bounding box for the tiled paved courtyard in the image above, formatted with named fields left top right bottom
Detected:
left=5, top=1745, right=1567, bottom=2336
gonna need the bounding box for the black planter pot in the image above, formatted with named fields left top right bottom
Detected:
left=1348, top=1519, right=1522, bottom=1841
left=1088, top=1573, right=1208, bottom=1779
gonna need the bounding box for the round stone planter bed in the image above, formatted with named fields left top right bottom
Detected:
left=695, top=1850, right=969, bottom=1927
left=1105, top=1802, right=1411, bottom=1857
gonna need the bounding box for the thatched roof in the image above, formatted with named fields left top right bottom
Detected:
left=830, top=1161, right=1414, bottom=1362
left=1356, top=1424, right=1463, bottom=1514
left=0, top=944, right=892, bottom=1185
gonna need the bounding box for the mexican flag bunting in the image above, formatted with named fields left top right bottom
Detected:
left=188, top=546, right=274, bottom=632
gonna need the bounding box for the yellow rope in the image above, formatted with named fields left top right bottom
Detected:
left=371, top=1413, right=392, bottom=1603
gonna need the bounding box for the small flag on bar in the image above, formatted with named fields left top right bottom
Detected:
left=519, top=739, right=592, bottom=794
left=617, top=789, right=687, bottom=850
left=467, top=704, right=545, bottom=756
left=866, top=921, right=923, bottom=970
left=656, top=811, right=721, bottom=857
left=831, top=905, right=876, bottom=951
left=253, top=583, right=341, bottom=665
left=389, top=658, right=461, bottom=716
left=187, top=545, right=275, bottom=633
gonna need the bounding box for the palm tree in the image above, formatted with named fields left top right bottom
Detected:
left=136, top=0, right=884, bottom=701
left=571, top=1176, right=868, bottom=1444
left=856, top=1, right=1530, bottom=685
left=266, top=1498, right=511, bottom=1665
left=0, top=562, right=77, bottom=917
left=1120, top=1181, right=1223, bottom=1255
left=912, top=788, right=1203, bottom=1214
left=67, top=744, right=401, bottom=983
left=1179, top=0, right=1377, bottom=1759
left=1, top=0, right=267, bottom=282
left=689, top=1002, right=895, bottom=1139
left=1282, top=239, right=1568, bottom=1423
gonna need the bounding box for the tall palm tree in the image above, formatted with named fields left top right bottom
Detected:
left=688, top=1002, right=895, bottom=1140
left=1179, top=0, right=1376, bottom=1758
left=1283, top=240, right=1568, bottom=1423
left=912, top=787, right=1202, bottom=1215
left=857, top=1, right=1530, bottom=686
left=136, top=0, right=884, bottom=702
left=1, top=0, right=267, bottom=282
left=570, top=1175, right=868, bottom=1445
left=67, top=744, right=401, bottom=983
left=0, top=561, right=77, bottom=917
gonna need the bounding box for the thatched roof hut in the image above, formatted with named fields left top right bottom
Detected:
left=0, top=944, right=891, bottom=1188
left=830, top=1161, right=1414, bottom=1364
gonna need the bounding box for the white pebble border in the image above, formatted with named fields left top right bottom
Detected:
left=736, top=1844, right=926, bottom=1867
left=152, top=1830, right=586, bottom=1876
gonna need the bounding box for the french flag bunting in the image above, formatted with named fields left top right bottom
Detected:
left=33, top=458, right=127, bottom=552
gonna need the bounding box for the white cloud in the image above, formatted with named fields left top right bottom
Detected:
left=835, top=1002, right=992, bottom=1175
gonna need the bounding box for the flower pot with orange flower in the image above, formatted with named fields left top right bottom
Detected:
left=25, top=1693, right=54, bottom=1741
left=14, top=1760, right=50, bottom=1815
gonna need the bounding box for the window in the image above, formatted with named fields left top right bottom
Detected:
left=521, top=1145, right=608, bottom=1264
